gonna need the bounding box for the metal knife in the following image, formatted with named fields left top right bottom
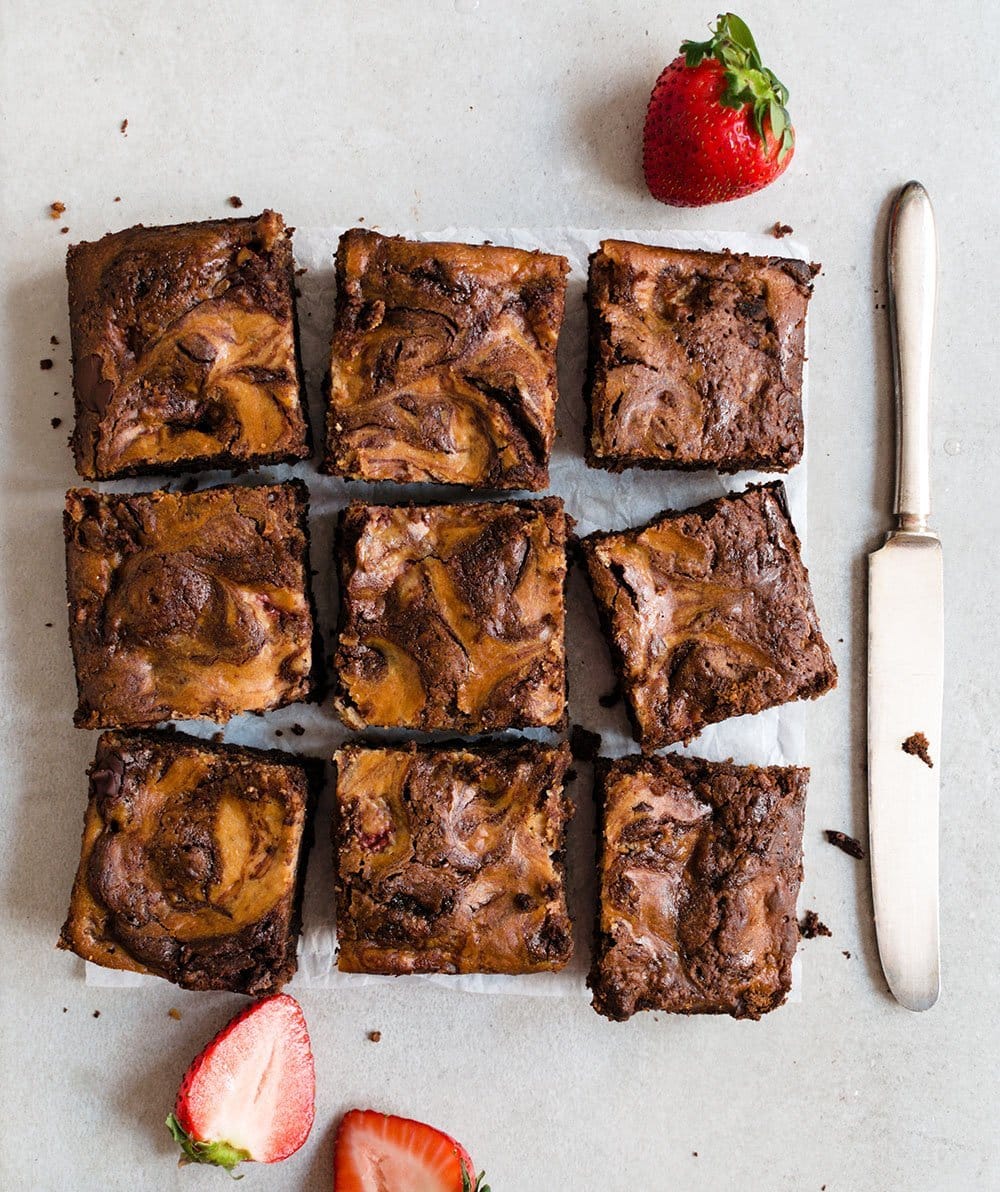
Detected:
left=868, top=180, right=943, bottom=1011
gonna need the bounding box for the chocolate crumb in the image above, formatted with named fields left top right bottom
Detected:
left=842, top=950, right=852, bottom=959
left=692, top=1152, right=698, bottom=1158
left=60, top=227, right=69, bottom=234
left=799, top=910, right=832, bottom=940
left=228, top=195, right=244, bottom=209
left=824, top=829, right=865, bottom=859
left=211, top=731, right=224, bottom=744
left=45, top=622, right=53, bottom=628
left=62, top=1007, right=68, bottom=1013
left=120, top=118, right=128, bottom=135
left=290, top=723, right=305, bottom=737
left=902, top=731, right=933, bottom=768
left=114, top=196, right=121, bottom=203
left=368, top=1030, right=381, bottom=1043
left=49, top=201, right=66, bottom=219
left=570, top=724, right=601, bottom=762
left=40, top=358, right=53, bottom=370
left=92, top=1009, right=101, bottom=1018
left=771, top=222, right=794, bottom=238
left=50, top=335, right=59, bottom=345
left=274, top=729, right=284, bottom=738
left=50, top=417, right=62, bottom=428
left=598, top=684, right=622, bottom=708
left=168, top=1008, right=182, bottom=1021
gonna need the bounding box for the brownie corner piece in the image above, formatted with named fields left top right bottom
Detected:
left=333, top=497, right=568, bottom=732
left=64, top=481, right=316, bottom=729
left=333, top=738, right=573, bottom=974
left=66, top=210, right=310, bottom=480
left=586, top=239, right=816, bottom=473
left=59, top=729, right=316, bottom=994
left=582, top=481, right=837, bottom=750
left=324, top=229, right=568, bottom=489
left=589, top=753, right=807, bottom=1021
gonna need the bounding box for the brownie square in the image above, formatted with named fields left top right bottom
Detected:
left=67, top=210, right=310, bottom=480
left=586, top=240, right=817, bottom=473
left=334, top=497, right=567, bottom=732
left=59, top=730, right=318, bottom=994
left=65, top=481, right=317, bottom=729
left=589, top=753, right=806, bottom=1021
left=333, top=739, right=573, bottom=974
left=582, top=482, right=836, bottom=750
left=323, top=229, right=568, bottom=489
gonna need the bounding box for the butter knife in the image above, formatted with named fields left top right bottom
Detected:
left=868, top=181, right=943, bottom=1011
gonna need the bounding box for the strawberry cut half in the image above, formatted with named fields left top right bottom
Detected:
left=166, top=993, right=315, bottom=1172
left=333, top=1109, right=489, bottom=1191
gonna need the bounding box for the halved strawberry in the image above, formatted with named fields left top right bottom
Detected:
left=333, top=1109, right=489, bottom=1191
left=166, top=993, right=315, bottom=1172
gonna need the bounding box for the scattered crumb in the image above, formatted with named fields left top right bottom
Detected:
left=45, top=622, right=53, bottom=628
left=799, top=910, right=832, bottom=940
left=358, top=216, right=365, bottom=222
left=274, top=729, right=284, bottom=738
left=114, top=196, right=121, bottom=203
left=295, top=266, right=308, bottom=277
left=228, top=195, right=244, bottom=209
left=168, top=1008, right=182, bottom=1021
left=564, top=767, right=578, bottom=783
left=40, top=359, right=54, bottom=370
left=570, top=724, right=601, bottom=762
left=49, top=201, right=66, bottom=219
left=842, top=950, right=852, bottom=959
left=120, top=117, right=128, bottom=136
left=824, top=829, right=865, bottom=859
left=92, top=1009, right=101, bottom=1018
left=60, top=227, right=69, bottom=234
left=368, top=1030, right=381, bottom=1043
left=692, top=1152, right=698, bottom=1158
left=50, top=335, right=59, bottom=345
left=211, top=731, right=224, bottom=743
left=62, top=1007, right=68, bottom=1013
left=50, top=416, right=63, bottom=429
left=902, top=731, right=933, bottom=768
left=290, top=723, right=305, bottom=737
left=598, top=685, right=621, bottom=709
left=771, top=222, right=794, bottom=238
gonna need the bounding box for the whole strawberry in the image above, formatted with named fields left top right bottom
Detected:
left=643, top=12, right=794, bottom=206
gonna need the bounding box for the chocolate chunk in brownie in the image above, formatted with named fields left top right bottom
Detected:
left=589, top=753, right=807, bottom=1021
left=333, top=739, right=573, bottom=974
left=585, top=240, right=816, bottom=473
left=582, top=482, right=837, bottom=750
left=59, top=730, right=317, bottom=994
left=324, top=229, right=568, bottom=489
left=64, top=481, right=317, bottom=728
left=66, top=211, right=310, bottom=479
left=334, top=498, right=567, bottom=732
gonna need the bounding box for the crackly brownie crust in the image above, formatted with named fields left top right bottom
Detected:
left=59, top=729, right=320, bottom=994
left=589, top=753, right=807, bottom=1021
left=334, top=497, right=567, bottom=732
left=67, top=211, right=311, bottom=480
left=65, top=481, right=317, bottom=728
left=323, top=229, right=568, bottom=489
left=333, top=739, right=573, bottom=974
left=585, top=241, right=817, bottom=473
left=582, top=482, right=837, bottom=750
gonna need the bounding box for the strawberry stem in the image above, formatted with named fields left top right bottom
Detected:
left=680, top=12, right=794, bottom=159
left=166, top=1114, right=250, bottom=1179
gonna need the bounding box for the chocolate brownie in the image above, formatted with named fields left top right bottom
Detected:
left=582, top=482, right=836, bottom=750
left=333, top=740, right=573, bottom=974
left=65, top=481, right=317, bottom=729
left=589, top=753, right=807, bottom=1020
left=334, top=498, right=567, bottom=732
left=586, top=240, right=816, bottom=473
left=59, top=730, right=318, bottom=994
left=323, top=229, right=568, bottom=489
left=67, top=211, right=310, bottom=479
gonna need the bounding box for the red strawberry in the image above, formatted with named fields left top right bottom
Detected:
left=333, top=1109, right=489, bottom=1191
left=166, top=993, right=315, bottom=1172
left=643, top=12, right=794, bottom=206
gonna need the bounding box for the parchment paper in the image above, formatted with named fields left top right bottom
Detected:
left=87, top=227, right=812, bottom=998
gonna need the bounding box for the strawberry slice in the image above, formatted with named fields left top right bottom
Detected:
left=166, top=993, right=315, bottom=1172
left=333, top=1109, right=489, bottom=1191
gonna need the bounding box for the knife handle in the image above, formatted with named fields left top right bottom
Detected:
left=888, top=181, right=937, bottom=533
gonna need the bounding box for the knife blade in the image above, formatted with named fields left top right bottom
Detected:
left=868, top=180, right=943, bottom=1012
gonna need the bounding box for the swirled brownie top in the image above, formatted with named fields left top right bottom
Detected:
left=334, top=740, right=573, bottom=975
left=589, top=753, right=806, bottom=1021
left=324, top=229, right=568, bottom=489
left=64, top=482, right=316, bottom=728
left=582, top=482, right=836, bottom=750
left=66, top=210, right=310, bottom=480
left=586, top=240, right=817, bottom=473
left=59, top=730, right=315, bottom=995
left=334, top=498, right=567, bottom=732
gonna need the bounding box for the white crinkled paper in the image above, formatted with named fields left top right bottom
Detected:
left=87, top=227, right=812, bottom=1000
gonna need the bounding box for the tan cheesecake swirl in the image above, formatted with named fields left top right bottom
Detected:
left=324, top=229, right=568, bottom=490
left=65, top=482, right=314, bottom=729
left=334, top=741, right=573, bottom=974
left=59, top=731, right=311, bottom=994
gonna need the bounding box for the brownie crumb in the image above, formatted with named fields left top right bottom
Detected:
left=50, top=416, right=62, bottom=428
left=771, top=222, right=794, bottom=238
left=274, top=729, right=284, bottom=738
left=113, top=196, right=121, bottom=203
left=92, top=1009, right=101, bottom=1018
left=162, top=724, right=177, bottom=734
left=120, top=118, right=128, bottom=135
left=598, top=685, right=622, bottom=708
left=824, top=829, right=865, bottom=859
left=228, top=195, right=244, bottom=209
left=49, top=201, right=66, bottom=219
left=842, top=950, right=852, bottom=959
left=61, top=227, right=69, bottom=234
left=570, top=724, right=601, bottom=762
left=168, top=1008, right=182, bottom=1021
left=368, top=1030, right=381, bottom=1043
left=295, top=266, right=308, bottom=277
left=50, top=335, right=60, bottom=345
left=290, top=723, right=305, bottom=737
left=62, top=1007, right=68, bottom=1013
left=45, top=622, right=53, bottom=628
left=799, top=910, right=832, bottom=939
left=210, top=731, right=224, bottom=744
left=692, top=1152, right=698, bottom=1158
left=40, top=358, right=54, bottom=370
left=902, top=731, right=933, bottom=768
